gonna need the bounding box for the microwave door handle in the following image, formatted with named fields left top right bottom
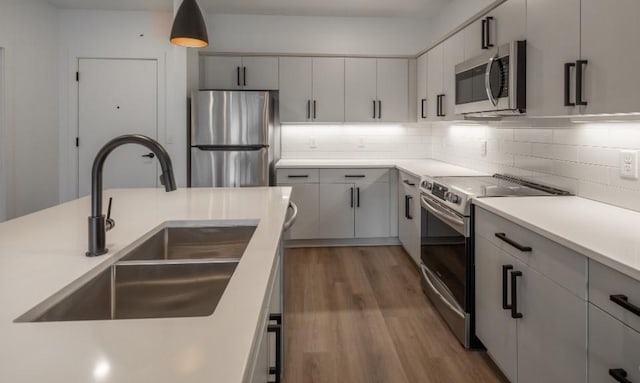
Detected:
left=485, top=54, right=498, bottom=107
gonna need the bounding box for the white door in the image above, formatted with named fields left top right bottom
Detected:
left=282, top=183, right=319, bottom=240
left=376, top=59, right=409, bottom=122
left=581, top=0, right=640, bottom=114
left=78, top=59, right=158, bottom=197
left=426, top=44, right=443, bottom=121
left=201, top=56, right=242, bottom=90
left=241, top=56, right=279, bottom=90
left=442, top=32, right=465, bottom=120
left=355, top=181, right=390, bottom=238
left=312, top=57, right=345, bottom=123
left=517, top=262, right=587, bottom=383
left=475, top=236, right=518, bottom=382
left=318, top=183, right=355, bottom=239
left=345, top=58, right=377, bottom=122
left=527, top=0, right=581, bottom=117
left=416, top=53, right=428, bottom=120
left=279, top=57, right=312, bottom=123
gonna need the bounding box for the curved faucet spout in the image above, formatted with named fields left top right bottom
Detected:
left=87, top=134, right=177, bottom=257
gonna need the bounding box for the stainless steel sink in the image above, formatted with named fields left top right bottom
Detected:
left=120, top=225, right=256, bottom=262
left=17, top=260, right=238, bottom=322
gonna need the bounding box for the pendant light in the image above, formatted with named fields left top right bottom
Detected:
left=170, top=0, right=209, bottom=48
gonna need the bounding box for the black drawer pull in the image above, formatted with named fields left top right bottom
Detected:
left=610, top=295, right=640, bottom=317
left=511, top=270, right=523, bottom=319
left=345, top=175, right=366, bottom=178
left=356, top=187, right=361, bottom=208
left=287, top=175, right=309, bottom=179
left=350, top=187, right=354, bottom=208
left=609, top=369, right=632, bottom=383
left=403, top=179, right=416, bottom=186
left=502, top=265, right=513, bottom=310
left=495, top=233, right=532, bottom=252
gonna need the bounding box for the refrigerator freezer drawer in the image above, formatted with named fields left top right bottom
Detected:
left=191, top=147, right=269, bottom=187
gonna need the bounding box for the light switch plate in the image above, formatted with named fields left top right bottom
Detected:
left=619, top=150, right=638, bottom=180
left=309, top=137, right=317, bottom=149
left=479, top=140, right=487, bottom=157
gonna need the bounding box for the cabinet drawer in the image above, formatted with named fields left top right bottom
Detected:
left=320, top=168, right=390, bottom=184
left=474, top=207, right=587, bottom=299
left=399, top=171, right=420, bottom=193
left=589, top=303, right=640, bottom=383
left=590, top=260, right=640, bottom=332
left=276, top=168, right=319, bottom=184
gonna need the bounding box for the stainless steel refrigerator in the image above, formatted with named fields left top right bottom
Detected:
left=189, top=90, right=277, bottom=187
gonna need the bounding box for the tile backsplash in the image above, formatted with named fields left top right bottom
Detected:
left=430, top=120, right=640, bottom=212
left=281, top=124, right=432, bottom=159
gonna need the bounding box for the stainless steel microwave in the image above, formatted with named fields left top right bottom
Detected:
left=454, top=40, right=526, bottom=116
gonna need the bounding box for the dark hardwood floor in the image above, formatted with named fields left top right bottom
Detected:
left=282, top=246, right=508, bottom=383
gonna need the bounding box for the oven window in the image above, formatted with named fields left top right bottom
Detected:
left=421, top=211, right=466, bottom=307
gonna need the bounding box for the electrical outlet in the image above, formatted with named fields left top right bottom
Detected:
left=309, top=137, right=317, bottom=149
left=619, top=150, right=638, bottom=180
left=357, top=137, right=366, bottom=149
left=479, top=140, right=487, bottom=157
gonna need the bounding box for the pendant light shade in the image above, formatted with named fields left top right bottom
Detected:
left=170, top=0, right=209, bottom=48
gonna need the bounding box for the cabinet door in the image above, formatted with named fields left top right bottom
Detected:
left=426, top=45, right=443, bottom=121
left=201, top=56, right=242, bottom=90
left=475, top=236, right=517, bottom=382
left=486, top=0, right=527, bottom=48
left=526, top=0, right=580, bottom=117
left=463, top=18, right=486, bottom=60
left=345, top=58, right=378, bottom=122
left=581, top=0, right=640, bottom=114
left=442, top=32, right=465, bottom=120
left=279, top=57, right=313, bottom=123
left=376, top=59, right=409, bottom=122
left=398, top=187, right=420, bottom=264
left=516, top=262, right=587, bottom=383
left=416, top=53, right=428, bottom=120
left=281, top=183, right=319, bottom=240
left=589, top=304, right=640, bottom=383
left=241, top=56, right=279, bottom=90
left=355, top=182, right=390, bottom=238
left=319, top=183, right=355, bottom=239
left=312, top=57, right=345, bottom=123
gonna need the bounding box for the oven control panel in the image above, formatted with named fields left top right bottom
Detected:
left=432, top=183, right=448, bottom=201
left=420, top=177, right=468, bottom=215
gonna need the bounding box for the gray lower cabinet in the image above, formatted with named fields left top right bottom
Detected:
left=355, top=181, right=390, bottom=238
left=281, top=183, right=319, bottom=240
left=398, top=172, right=421, bottom=265
left=318, top=183, right=356, bottom=239
left=475, top=207, right=587, bottom=383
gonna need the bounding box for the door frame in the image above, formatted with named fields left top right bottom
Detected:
left=62, top=52, right=168, bottom=200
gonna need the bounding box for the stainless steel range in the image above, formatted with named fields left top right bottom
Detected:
left=418, top=174, right=570, bottom=348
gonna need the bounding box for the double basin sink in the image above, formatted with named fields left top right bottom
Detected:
left=16, top=224, right=257, bottom=322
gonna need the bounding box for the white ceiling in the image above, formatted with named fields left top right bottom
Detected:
left=47, top=0, right=449, bottom=18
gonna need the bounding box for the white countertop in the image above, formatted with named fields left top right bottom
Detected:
left=276, top=158, right=487, bottom=178
left=474, top=196, right=640, bottom=281
left=0, top=187, right=292, bottom=383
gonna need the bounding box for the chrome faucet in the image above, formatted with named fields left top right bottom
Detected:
left=86, top=135, right=177, bottom=257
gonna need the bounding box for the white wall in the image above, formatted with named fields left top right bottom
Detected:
left=57, top=9, right=188, bottom=202
left=201, top=14, right=433, bottom=56
left=0, top=0, right=59, bottom=219
left=430, top=121, right=640, bottom=212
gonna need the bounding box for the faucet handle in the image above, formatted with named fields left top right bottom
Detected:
left=106, top=197, right=115, bottom=231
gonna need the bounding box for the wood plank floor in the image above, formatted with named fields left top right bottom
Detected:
left=282, top=246, right=508, bottom=383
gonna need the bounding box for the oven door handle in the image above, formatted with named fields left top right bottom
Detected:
left=485, top=53, right=499, bottom=107
left=421, top=195, right=466, bottom=235
left=421, top=264, right=465, bottom=317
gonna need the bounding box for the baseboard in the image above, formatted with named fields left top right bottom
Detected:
left=284, top=237, right=401, bottom=248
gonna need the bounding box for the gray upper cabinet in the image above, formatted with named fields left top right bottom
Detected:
left=416, top=53, right=428, bottom=121
left=201, top=56, right=278, bottom=91
left=426, top=44, right=444, bottom=121
left=442, top=32, right=465, bottom=120
left=345, top=58, right=409, bottom=123
left=464, top=0, right=526, bottom=60
left=312, top=58, right=345, bottom=123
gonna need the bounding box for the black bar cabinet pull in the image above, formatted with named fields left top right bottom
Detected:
left=576, top=60, right=588, bottom=106
left=481, top=19, right=488, bottom=49
left=307, top=100, right=311, bottom=119
left=564, top=63, right=576, bottom=107
left=378, top=100, right=382, bottom=119
left=350, top=187, right=354, bottom=208
left=610, top=294, right=640, bottom=317
left=236, top=67, right=241, bottom=87
left=407, top=196, right=413, bottom=219
left=403, top=179, right=416, bottom=186
left=345, top=175, right=366, bottom=178
left=486, top=17, right=494, bottom=47
left=502, top=265, right=514, bottom=310
left=373, top=100, right=377, bottom=119
left=313, top=100, right=317, bottom=119
left=267, top=313, right=282, bottom=383
left=495, top=233, right=532, bottom=252
left=405, top=195, right=410, bottom=219
left=243, top=66, right=247, bottom=86
left=609, top=369, right=632, bottom=383
left=356, top=187, right=361, bottom=208
left=511, top=270, right=523, bottom=319
left=421, top=99, right=427, bottom=119
left=287, top=175, right=309, bottom=179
